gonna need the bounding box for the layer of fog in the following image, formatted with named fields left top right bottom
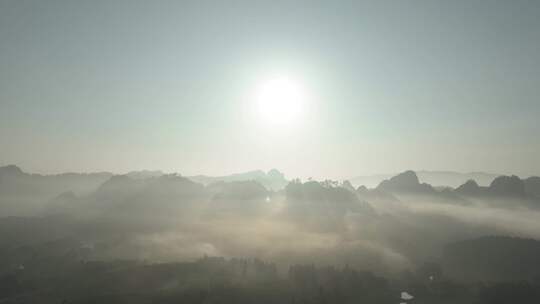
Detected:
left=1, top=170, right=540, bottom=278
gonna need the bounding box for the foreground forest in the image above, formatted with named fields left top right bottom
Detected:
left=1, top=165, right=540, bottom=303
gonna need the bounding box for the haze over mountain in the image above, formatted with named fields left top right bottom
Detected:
left=350, top=171, right=500, bottom=188
left=2, top=164, right=540, bottom=303
left=0, top=165, right=289, bottom=214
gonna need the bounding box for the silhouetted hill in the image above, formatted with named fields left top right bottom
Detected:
left=372, top=171, right=472, bottom=207
left=453, top=176, right=540, bottom=209
left=455, top=175, right=540, bottom=198
left=488, top=175, right=527, bottom=197
left=455, top=179, right=485, bottom=195
left=284, top=180, right=373, bottom=231
left=376, top=171, right=435, bottom=194
left=0, top=165, right=112, bottom=195
left=94, top=175, right=147, bottom=199
left=0, top=165, right=24, bottom=178
left=0, top=165, right=113, bottom=216
left=92, top=173, right=206, bottom=200
left=286, top=181, right=368, bottom=207
left=350, top=170, right=498, bottom=188
left=416, top=171, right=498, bottom=188
left=524, top=176, right=540, bottom=197
left=86, top=174, right=207, bottom=215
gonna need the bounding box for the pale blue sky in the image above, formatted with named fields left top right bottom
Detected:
left=1, top=0, right=539, bottom=179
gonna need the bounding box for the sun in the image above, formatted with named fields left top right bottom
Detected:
left=255, top=77, right=306, bottom=126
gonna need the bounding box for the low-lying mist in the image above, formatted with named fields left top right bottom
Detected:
left=2, top=166, right=540, bottom=280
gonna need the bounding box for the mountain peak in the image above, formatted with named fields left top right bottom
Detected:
left=0, top=165, right=24, bottom=176
left=489, top=175, right=526, bottom=196
left=267, top=169, right=284, bottom=179
left=377, top=170, right=419, bottom=189
left=377, top=170, right=436, bottom=193
left=455, top=179, right=481, bottom=194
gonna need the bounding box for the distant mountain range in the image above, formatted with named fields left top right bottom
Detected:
left=367, top=170, right=540, bottom=210
left=2, top=164, right=539, bottom=215
left=350, top=170, right=501, bottom=188
left=0, top=165, right=289, bottom=215
left=0, top=165, right=112, bottom=215
left=0, top=165, right=112, bottom=195
left=2, top=164, right=540, bottom=294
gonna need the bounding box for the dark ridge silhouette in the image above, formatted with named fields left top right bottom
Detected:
left=452, top=175, right=540, bottom=209
left=0, top=165, right=113, bottom=195
left=94, top=174, right=147, bottom=198
left=524, top=176, right=540, bottom=197
left=341, top=180, right=356, bottom=192
left=455, top=175, right=540, bottom=199
left=0, top=165, right=24, bottom=177
left=267, top=168, right=286, bottom=181
left=284, top=179, right=373, bottom=231
left=415, top=170, right=499, bottom=187
left=350, top=170, right=499, bottom=188
left=488, top=175, right=527, bottom=197
left=376, top=170, right=435, bottom=193
left=285, top=180, right=370, bottom=210
left=0, top=165, right=113, bottom=216
left=455, top=179, right=484, bottom=195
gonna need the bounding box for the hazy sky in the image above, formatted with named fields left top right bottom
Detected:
left=1, top=0, right=539, bottom=179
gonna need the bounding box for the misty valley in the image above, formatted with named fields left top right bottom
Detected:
left=2, top=1, right=540, bottom=303
left=1, top=165, right=540, bottom=303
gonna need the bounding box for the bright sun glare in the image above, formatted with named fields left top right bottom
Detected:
left=255, top=77, right=306, bottom=127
